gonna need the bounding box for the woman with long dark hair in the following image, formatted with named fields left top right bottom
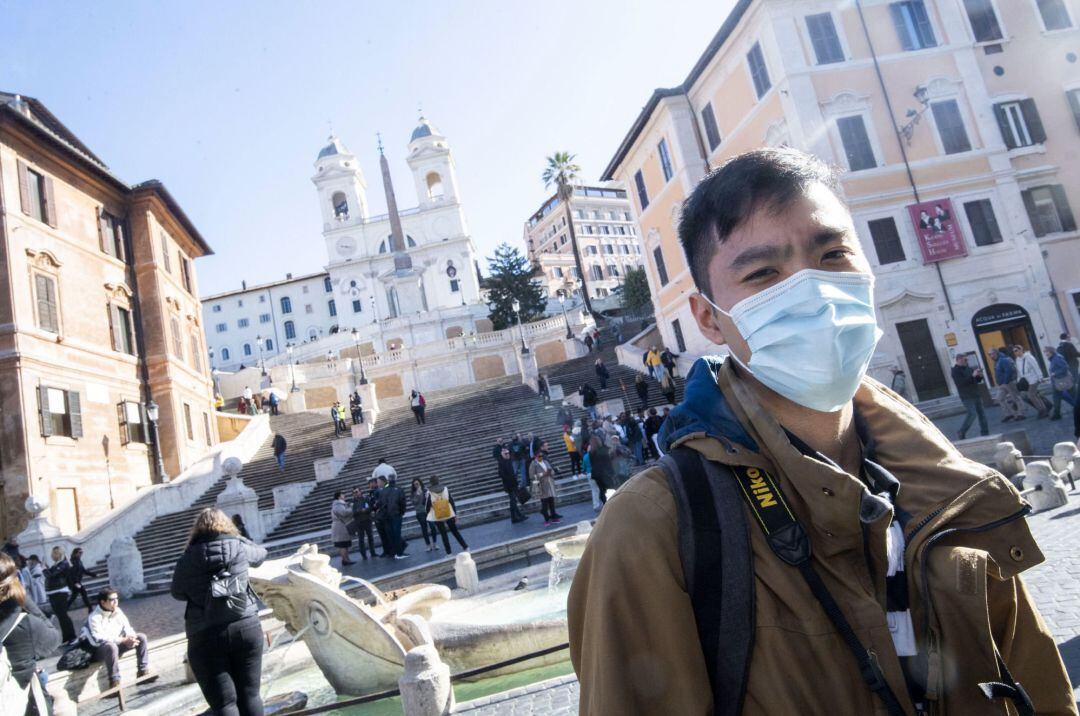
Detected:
left=44, top=546, right=75, bottom=643
left=171, top=508, right=267, bottom=716
left=0, top=552, right=59, bottom=715
left=410, top=478, right=436, bottom=552
left=66, top=547, right=97, bottom=610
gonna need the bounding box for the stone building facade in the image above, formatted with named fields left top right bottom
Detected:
left=0, top=93, right=216, bottom=539
left=603, top=0, right=1080, bottom=404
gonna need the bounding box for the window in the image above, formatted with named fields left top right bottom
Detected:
left=118, top=401, right=146, bottom=444
left=890, top=1, right=936, bottom=50
left=590, top=265, right=604, bottom=280
left=931, top=100, right=971, bottom=154
left=604, top=244, right=614, bottom=254
left=34, top=273, right=59, bottom=333
left=576, top=210, right=585, bottom=220
left=332, top=191, right=349, bottom=219
left=867, top=218, right=906, bottom=264
left=1022, top=185, right=1076, bottom=236
left=109, top=305, right=134, bottom=354
left=658, top=139, right=674, bottom=182
left=352, top=299, right=362, bottom=313
left=610, top=211, right=619, bottom=220
left=160, top=233, right=171, bottom=273
left=237, top=318, right=249, bottom=328
left=19, top=163, right=52, bottom=225
left=624, top=212, right=632, bottom=221
left=806, top=13, right=844, bottom=64
left=962, top=0, right=1003, bottom=41
left=1036, top=0, right=1072, bottom=30
left=607, top=264, right=620, bottom=278
left=617, top=226, right=627, bottom=235
left=302, top=285, right=309, bottom=294
left=190, top=335, right=202, bottom=371
left=450, top=279, right=460, bottom=292
left=243, top=343, right=252, bottom=356
left=221, top=347, right=230, bottom=361
left=324, top=276, right=332, bottom=293
left=586, top=246, right=598, bottom=255
left=634, top=170, right=649, bottom=210
left=170, top=317, right=184, bottom=359
left=212, top=305, right=222, bottom=313
left=259, top=313, right=270, bottom=323
left=1068, top=89, right=1080, bottom=132
left=701, top=102, right=721, bottom=151
left=747, top=42, right=771, bottom=99
left=601, top=225, right=611, bottom=235
left=284, top=321, right=296, bottom=339
left=305, top=304, right=313, bottom=314
left=98, top=210, right=127, bottom=262
left=584, top=225, right=594, bottom=235
left=203, top=412, right=212, bottom=447
left=993, top=100, right=1045, bottom=149
left=672, top=319, right=687, bottom=353
left=264, top=338, right=273, bottom=351
left=328, top=299, right=337, bottom=316
left=38, top=386, right=82, bottom=438
left=258, top=295, right=266, bottom=303
left=183, top=403, right=194, bottom=441
left=553, top=267, right=564, bottom=278
left=180, top=256, right=192, bottom=293
left=963, top=199, right=1003, bottom=246
left=237, top=299, right=243, bottom=307
left=837, top=116, right=877, bottom=171
left=280, top=297, right=292, bottom=314
left=216, top=323, right=228, bottom=334
left=653, top=246, right=669, bottom=286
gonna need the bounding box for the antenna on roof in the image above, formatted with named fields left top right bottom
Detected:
left=418, top=103, right=423, bottom=119
left=376, top=132, right=384, bottom=155
left=327, top=119, right=334, bottom=139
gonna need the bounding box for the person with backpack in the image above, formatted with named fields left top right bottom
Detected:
left=410, top=390, right=427, bottom=425
left=350, top=487, right=376, bottom=561
left=529, top=451, right=562, bottom=526
left=272, top=433, right=287, bottom=472
left=82, top=587, right=152, bottom=690
left=568, top=149, right=1071, bottom=714
left=425, top=477, right=468, bottom=555
left=0, top=552, right=59, bottom=716
left=66, top=547, right=97, bottom=610
left=410, top=479, right=436, bottom=553
left=171, top=507, right=267, bottom=716
left=43, top=547, right=74, bottom=644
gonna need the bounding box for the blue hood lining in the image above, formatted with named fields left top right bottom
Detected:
left=658, top=357, right=758, bottom=453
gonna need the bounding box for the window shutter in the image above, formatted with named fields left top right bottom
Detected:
left=119, top=219, right=131, bottom=264
left=97, top=208, right=111, bottom=257
left=1020, top=99, right=1046, bottom=143
left=890, top=4, right=914, bottom=50
left=39, top=385, right=53, bottom=437
left=993, top=104, right=1017, bottom=149
left=1020, top=189, right=1042, bottom=236
left=42, top=176, right=57, bottom=228
left=913, top=1, right=936, bottom=47
left=1050, top=185, right=1076, bottom=232
left=68, top=391, right=83, bottom=438
left=1068, top=90, right=1080, bottom=132
left=16, top=160, right=31, bottom=215
left=117, top=402, right=130, bottom=446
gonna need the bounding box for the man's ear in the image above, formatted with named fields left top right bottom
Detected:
left=689, top=293, right=729, bottom=346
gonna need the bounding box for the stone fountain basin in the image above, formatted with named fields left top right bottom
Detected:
left=544, top=534, right=587, bottom=560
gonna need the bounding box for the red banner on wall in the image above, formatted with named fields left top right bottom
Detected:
left=907, top=198, right=967, bottom=263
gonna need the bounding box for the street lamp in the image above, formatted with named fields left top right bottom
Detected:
left=145, top=399, right=168, bottom=483
left=370, top=295, right=377, bottom=324
left=255, top=335, right=266, bottom=376
left=512, top=298, right=529, bottom=355
left=287, top=343, right=299, bottom=392
left=351, top=328, right=368, bottom=385
left=558, top=292, right=572, bottom=338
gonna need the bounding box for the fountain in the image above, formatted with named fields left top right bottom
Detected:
left=248, top=530, right=589, bottom=698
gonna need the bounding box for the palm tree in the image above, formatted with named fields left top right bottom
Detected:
left=542, top=152, right=593, bottom=316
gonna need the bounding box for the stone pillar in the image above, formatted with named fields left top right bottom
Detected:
left=107, top=536, right=146, bottom=598
left=1051, top=442, right=1078, bottom=475
left=399, top=644, right=454, bottom=716
left=454, top=552, right=479, bottom=595
left=15, top=495, right=62, bottom=564
left=516, top=347, right=540, bottom=393
left=282, top=389, right=307, bottom=414
left=563, top=336, right=589, bottom=360
left=1021, top=461, right=1069, bottom=512
left=351, top=422, right=371, bottom=439
left=215, top=457, right=264, bottom=542
left=994, top=442, right=1025, bottom=485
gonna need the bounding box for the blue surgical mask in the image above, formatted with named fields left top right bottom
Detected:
left=701, top=269, right=882, bottom=412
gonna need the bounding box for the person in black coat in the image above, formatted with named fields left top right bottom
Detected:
left=0, top=552, right=59, bottom=715
left=498, top=448, right=526, bottom=523
left=634, top=374, right=649, bottom=410
left=44, top=547, right=74, bottom=643
left=66, top=547, right=97, bottom=610
left=171, top=507, right=268, bottom=716
left=951, top=353, right=988, bottom=440
left=579, top=384, right=599, bottom=420
left=594, top=359, right=610, bottom=390
left=376, top=478, right=409, bottom=559
left=588, top=436, right=614, bottom=505
left=350, top=487, right=376, bottom=561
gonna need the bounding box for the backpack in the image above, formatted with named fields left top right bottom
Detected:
left=430, top=491, right=452, bottom=521
left=205, top=565, right=251, bottom=625
left=2, top=613, right=48, bottom=715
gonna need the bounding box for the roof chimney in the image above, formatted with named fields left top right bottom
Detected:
left=241, top=280, right=247, bottom=290
left=286, top=273, right=293, bottom=280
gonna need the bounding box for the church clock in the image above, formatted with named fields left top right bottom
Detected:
left=336, top=236, right=357, bottom=256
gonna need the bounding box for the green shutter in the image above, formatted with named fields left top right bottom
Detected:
left=1020, top=99, right=1046, bottom=143
left=68, top=391, right=83, bottom=439
left=117, top=402, right=129, bottom=446
left=39, top=385, right=53, bottom=437
left=1050, top=185, right=1076, bottom=232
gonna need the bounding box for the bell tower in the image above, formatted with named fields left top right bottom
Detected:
left=406, top=117, right=459, bottom=208
left=311, top=134, right=369, bottom=228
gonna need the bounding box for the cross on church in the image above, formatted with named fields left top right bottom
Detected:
left=376, top=131, right=383, bottom=154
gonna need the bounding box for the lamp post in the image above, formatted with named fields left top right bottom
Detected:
left=558, top=292, right=572, bottom=338
left=287, top=343, right=299, bottom=392
left=512, top=298, right=529, bottom=355
left=145, top=399, right=168, bottom=483
left=208, top=348, right=222, bottom=395
left=351, top=328, right=368, bottom=385
left=255, top=335, right=267, bottom=376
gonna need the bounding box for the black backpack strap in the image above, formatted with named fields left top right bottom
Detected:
left=977, top=648, right=1035, bottom=716
left=659, top=447, right=753, bottom=716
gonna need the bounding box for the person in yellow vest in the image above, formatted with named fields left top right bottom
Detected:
left=563, top=426, right=582, bottom=476
left=425, top=476, right=468, bottom=555
left=645, top=347, right=663, bottom=382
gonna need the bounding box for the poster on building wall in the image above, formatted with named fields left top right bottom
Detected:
left=907, top=198, right=967, bottom=263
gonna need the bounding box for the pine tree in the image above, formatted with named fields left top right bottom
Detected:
left=617, top=266, right=652, bottom=315
left=485, top=243, right=547, bottom=330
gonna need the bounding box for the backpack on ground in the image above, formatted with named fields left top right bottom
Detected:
left=430, top=491, right=453, bottom=521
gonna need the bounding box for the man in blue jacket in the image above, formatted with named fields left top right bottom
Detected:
left=990, top=347, right=1025, bottom=422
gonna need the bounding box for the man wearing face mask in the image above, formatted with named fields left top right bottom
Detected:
left=568, top=149, right=1071, bottom=715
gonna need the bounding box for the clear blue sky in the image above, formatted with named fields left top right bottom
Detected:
left=2, top=1, right=734, bottom=296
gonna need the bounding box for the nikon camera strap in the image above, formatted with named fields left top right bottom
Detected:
left=728, top=463, right=908, bottom=716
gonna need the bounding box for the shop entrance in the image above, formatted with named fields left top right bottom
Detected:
left=971, top=304, right=1042, bottom=385
left=896, top=318, right=949, bottom=401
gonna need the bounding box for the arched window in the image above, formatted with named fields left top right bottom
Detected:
left=426, top=172, right=444, bottom=199
left=221, top=347, right=231, bottom=361
left=308, top=327, right=319, bottom=341
left=280, top=296, right=292, bottom=314
left=331, top=191, right=349, bottom=219
left=323, top=276, right=332, bottom=293
left=242, top=343, right=252, bottom=356
left=265, top=338, right=273, bottom=351
left=284, top=320, right=295, bottom=340
left=379, top=235, right=418, bottom=253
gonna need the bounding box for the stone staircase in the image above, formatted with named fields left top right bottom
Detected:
left=82, top=411, right=336, bottom=594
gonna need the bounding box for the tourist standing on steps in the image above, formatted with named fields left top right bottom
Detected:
left=643, top=408, right=663, bottom=461
left=350, top=390, right=364, bottom=425
left=350, top=487, right=376, bottom=561
left=991, top=347, right=1026, bottom=422
left=579, top=383, right=599, bottom=420
left=583, top=332, right=594, bottom=353
left=563, top=425, right=582, bottom=476
left=645, top=346, right=664, bottom=382
left=509, top=433, right=527, bottom=486
left=378, top=478, right=409, bottom=559
left=410, top=390, right=427, bottom=424
left=634, top=373, right=649, bottom=410
left=330, top=491, right=355, bottom=566
left=171, top=507, right=267, bottom=716
left=950, top=353, right=988, bottom=440
left=530, top=451, right=562, bottom=526
left=66, top=547, right=97, bottom=610
left=410, top=479, right=436, bottom=552
left=594, top=359, right=609, bottom=390
left=1013, top=345, right=1049, bottom=418
left=0, top=552, right=59, bottom=716
left=660, top=347, right=679, bottom=379
left=586, top=436, right=613, bottom=506
left=1044, top=345, right=1076, bottom=421
left=498, top=447, right=526, bottom=523
left=538, top=374, right=550, bottom=403
left=272, top=433, right=287, bottom=472
left=44, top=546, right=74, bottom=644
left=336, top=402, right=349, bottom=433
left=330, top=402, right=342, bottom=437
left=425, top=476, right=469, bottom=555
left=660, top=371, right=676, bottom=405
left=367, top=478, right=390, bottom=558
left=83, top=587, right=153, bottom=690
left=556, top=404, right=573, bottom=430
left=267, top=391, right=279, bottom=416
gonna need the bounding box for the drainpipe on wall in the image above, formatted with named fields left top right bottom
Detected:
left=681, top=89, right=712, bottom=174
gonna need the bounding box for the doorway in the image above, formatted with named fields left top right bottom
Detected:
left=896, top=319, right=950, bottom=401
left=971, top=304, right=1042, bottom=385
left=53, top=487, right=79, bottom=535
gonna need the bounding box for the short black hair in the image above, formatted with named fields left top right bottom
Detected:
left=678, top=148, right=839, bottom=296
left=97, top=587, right=117, bottom=603
left=334, top=490, right=343, bottom=500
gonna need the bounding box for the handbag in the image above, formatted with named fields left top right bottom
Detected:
left=516, top=486, right=532, bottom=504
left=56, top=638, right=94, bottom=671
left=1053, top=373, right=1075, bottom=392
left=205, top=568, right=250, bottom=624
left=1016, top=377, right=1029, bottom=392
